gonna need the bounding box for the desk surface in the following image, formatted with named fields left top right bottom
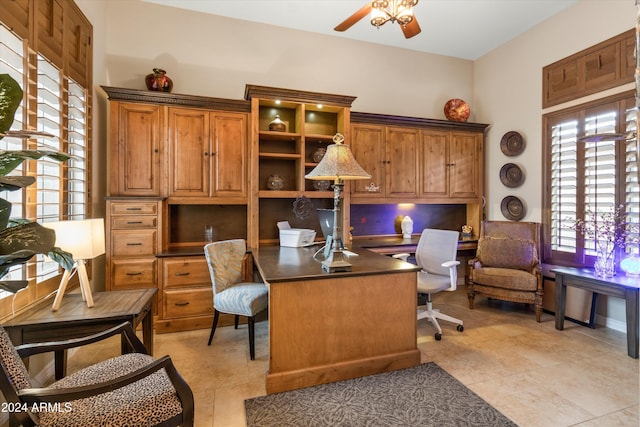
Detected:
left=253, top=245, right=420, bottom=283
left=3, top=288, right=157, bottom=327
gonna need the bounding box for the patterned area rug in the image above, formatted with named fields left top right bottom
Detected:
left=245, top=363, right=517, bottom=427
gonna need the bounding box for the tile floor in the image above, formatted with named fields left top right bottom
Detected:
left=64, top=288, right=639, bottom=427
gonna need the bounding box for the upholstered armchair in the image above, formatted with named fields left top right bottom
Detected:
left=467, top=221, right=543, bottom=322
left=0, top=322, right=194, bottom=427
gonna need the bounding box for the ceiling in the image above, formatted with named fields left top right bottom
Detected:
left=141, top=0, right=577, bottom=60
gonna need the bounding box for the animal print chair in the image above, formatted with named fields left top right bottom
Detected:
left=0, top=322, right=194, bottom=427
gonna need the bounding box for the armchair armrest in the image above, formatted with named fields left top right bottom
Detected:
left=16, top=322, right=146, bottom=359
left=18, top=354, right=194, bottom=419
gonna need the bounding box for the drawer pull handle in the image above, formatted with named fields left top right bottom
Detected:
left=127, top=221, right=143, bottom=224
left=127, top=243, right=143, bottom=246
left=126, top=207, right=142, bottom=211
left=126, top=272, right=142, bottom=276
left=175, top=302, right=190, bottom=306
left=175, top=272, right=190, bottom=277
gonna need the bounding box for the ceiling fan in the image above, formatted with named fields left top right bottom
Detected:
left=334, top=1, right=421, bottom=39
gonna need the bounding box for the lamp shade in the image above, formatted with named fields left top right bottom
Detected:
left=45, top=218, right=105, bottom=260
left=305, top=134, right=371, bottom=181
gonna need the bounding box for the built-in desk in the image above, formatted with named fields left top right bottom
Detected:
left=253, top=245, right=422, bottom=394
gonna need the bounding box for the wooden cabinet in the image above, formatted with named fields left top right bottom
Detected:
left=108, top=102, right=164, bottom=197
left=156, top=256, right=214, bottom=333
left=168, top=107, right=248, bottom=200
left=245, top=85, right=356, bottom=246
left=106, top=199, right=162, bottom=297
left=350, top=124, right=419, bottom=198
left=420, top=130, right=482, bottom=201
left=543, top=29, right=634, bottom=108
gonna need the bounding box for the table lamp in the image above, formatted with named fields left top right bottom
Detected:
left=45, top=218, right=105, bottom=310
left=305, top=133, right=370, bottom=272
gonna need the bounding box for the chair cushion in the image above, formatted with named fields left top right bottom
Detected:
left=471, top=266, right=538, bottom=291
left=476, top=237, right=538, bottom=271
left=214, top=282, right=268, bottom=317
left=0, top=327, right=32, bottom=390
left=417, top=271, right=453, bottom=293
left=39, top=353, right=182, bottom=427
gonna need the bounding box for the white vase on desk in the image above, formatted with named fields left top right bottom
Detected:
left=401, top=216, right=413, bottom=239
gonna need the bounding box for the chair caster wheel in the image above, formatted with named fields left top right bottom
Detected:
left=435, top=333, right=442, bottom=340
left=457, top=325, right=464, bottom=332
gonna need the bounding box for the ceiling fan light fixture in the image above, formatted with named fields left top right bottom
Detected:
left=370, top=0, right=418, bottom=28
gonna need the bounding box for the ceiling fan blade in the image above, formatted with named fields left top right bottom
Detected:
left=334, top=3, right=373, bottom=32
left=401, top=17, right=421, bottom=39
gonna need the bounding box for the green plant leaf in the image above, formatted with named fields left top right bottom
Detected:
left=48, top=247, right=75, bottom=272
left=0, top=74, right=23, bottom=136
left=0, top=222, right=56, bottom=275
left=0, top=175, right=36, bottom=192
left=0, top=150, right=71, bottom=177
left=0, top=280, right=28, bottom=294
left=0, top=197, right=9, bottom=231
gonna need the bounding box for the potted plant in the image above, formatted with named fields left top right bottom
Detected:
left=0, top=73, right=73, bottom=293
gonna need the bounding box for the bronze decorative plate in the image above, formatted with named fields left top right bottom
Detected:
left=501, top=196, right=525, bottom=221
left=499, top=163, right=524, bottom=188
left=500, top=131, right=525, bottom=156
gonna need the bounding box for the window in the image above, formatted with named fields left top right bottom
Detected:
left=0, top=23, right=90, bottom=293
left=544, top=91, right=639, bottom=266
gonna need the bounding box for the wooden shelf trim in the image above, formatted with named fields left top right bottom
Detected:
left=100, top=86, right=251, bottom=113
left=245, top=84, right=357, bottom=108
left=351, top=111, right=490, bottom=133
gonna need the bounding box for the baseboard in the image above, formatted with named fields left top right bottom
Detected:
left=596, top=314, right=627, bottom=333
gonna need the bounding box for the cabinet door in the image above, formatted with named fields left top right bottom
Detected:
left=112, top=103, right=161, bottom=196
left=449, top=132, right=481, bottom=198
left=211, top=112, right=248, bottom=197
left=420, top=130, right=449, bottom=198
left=169, top=107, right=210, bottom=197
left=350, top=124, right=384, bottom=196
left=385, top=127, right=418, bottom=197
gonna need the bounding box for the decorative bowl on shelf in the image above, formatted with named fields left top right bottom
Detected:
left=266, top=174, right=285, bottom=190
left=443, top=99, right=470, bottom=122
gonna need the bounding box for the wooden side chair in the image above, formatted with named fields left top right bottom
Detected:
left=204, top=239, right=268, bottom=360
left=0, top=322, right=194, bottom=427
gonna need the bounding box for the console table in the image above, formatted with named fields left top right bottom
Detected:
left=2, top=288, right=156, bottom=378
left=553, top=267, right=639, bottom=359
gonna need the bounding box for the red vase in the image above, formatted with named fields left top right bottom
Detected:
left=145, top=68, right=173, bottom=92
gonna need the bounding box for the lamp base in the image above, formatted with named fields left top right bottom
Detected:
left=51, top=260, right=95, bottom=311
left=322, top=249, right=352, bottom=273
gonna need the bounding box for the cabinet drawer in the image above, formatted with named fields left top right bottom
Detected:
left=110, top=202, right=158, bottom=216
left=112, top=230, right=157, bottom=256
left=163, top=257, right=210, bottom=288
left=111, top=215, right=157, bottom=229
left=111, top=258, right=156, bottom=287
left=163, top=288, right=213, bottom=319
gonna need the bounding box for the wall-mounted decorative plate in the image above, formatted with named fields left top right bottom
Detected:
left=500, top=131, right=525, bottom=156
left=501, top=196, right=525, bottom=221
left=499, top=163, right=524, bottom=187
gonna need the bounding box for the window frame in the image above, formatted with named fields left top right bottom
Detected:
left=542, top=89, right=638, bottom=267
